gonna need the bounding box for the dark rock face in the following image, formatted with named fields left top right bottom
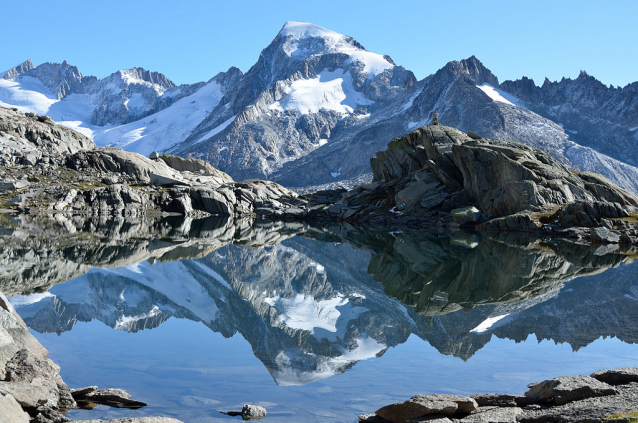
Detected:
left=368, top=125, right=638, bottom=218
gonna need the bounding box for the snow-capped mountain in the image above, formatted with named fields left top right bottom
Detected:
left=0, top=59, right=237, bottom=155
left=169, top=21, right=416, bottom=180
left=2, top=22, right=637, bottom=192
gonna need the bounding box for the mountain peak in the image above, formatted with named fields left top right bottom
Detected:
left=270, top=21, right=393, bottom=77
left=279, top=21, right=345, bottom=41
left=458, top=56, right=499, bottom=86
left=2, top=59, right=35, bottom=80
left=113, top=67, right=176, bottom=91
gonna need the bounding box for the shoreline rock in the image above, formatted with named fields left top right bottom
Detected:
left=362, top=369, right=638, bottom=422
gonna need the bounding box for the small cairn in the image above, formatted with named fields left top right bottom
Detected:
left=431, top=110, right=440, bottom=125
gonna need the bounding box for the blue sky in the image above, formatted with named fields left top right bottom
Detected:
left=2, top=0, right=636, bottom=87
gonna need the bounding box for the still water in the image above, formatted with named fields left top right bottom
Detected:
left=4, top=215, right=638, bottom=422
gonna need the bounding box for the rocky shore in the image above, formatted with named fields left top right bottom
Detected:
left=3, top=105, right=638, bottom=248
left=360, top=368, right=638, bottom=423
left=3, top=108, right=638, bottom=422
left=2, top=106, right=638, bottom=248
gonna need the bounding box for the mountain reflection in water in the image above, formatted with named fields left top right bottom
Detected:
left=5, top=214, right=638, bottom=388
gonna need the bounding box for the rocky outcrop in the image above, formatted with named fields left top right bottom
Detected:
left=375, top=394, right=478, bottom=422
left=368, top=125, right=637, bottom=217
left=0, top=107, right=305, bottom=219
left=156, top=153, right=232, bottom=179
left=0, top=107, right=94, bottom=166
left=298, top=124, right=638, bottom=245
left=362, top=368, right=638, bottom=423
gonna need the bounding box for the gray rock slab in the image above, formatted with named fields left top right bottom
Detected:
left=376, top=394, right=477, bottom=423
left=376, top=397, right=457, bottom=423
left=0, top=381, right=52, bottom=407
left=0, top=179, right=29, bottom=190
left=591, top=367, right=638, bottom=385
left=450, top=206, right=482, bottom=224
left=525, top=375, right=617, bottom=405
left=519, top=382, right=638, bottom=423
left=470, top=393, right=536, bottom=407
left=70, top=385, right=98, bottom=398
left=590, top=226, right=621, bottom=244
left=0, top=393, right=30, bottom=423
left=459, top=406, right=523, bottom=422
left=407, top=416, right=454, bottom=422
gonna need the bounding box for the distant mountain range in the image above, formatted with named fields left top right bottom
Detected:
left=2, top=22, right=637, bottom=191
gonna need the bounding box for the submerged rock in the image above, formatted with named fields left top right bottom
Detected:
left=73, top=387, right=147, bottom=409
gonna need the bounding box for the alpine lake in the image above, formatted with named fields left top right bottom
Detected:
left=3, top=214, right=638, bottom=422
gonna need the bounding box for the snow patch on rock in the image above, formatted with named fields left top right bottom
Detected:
left=477, top=83, right=524, bottom=107
left=270, top=69, right=373, bottom=115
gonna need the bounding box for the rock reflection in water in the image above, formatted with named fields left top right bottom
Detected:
left=5, top=215, right=638, bottom=385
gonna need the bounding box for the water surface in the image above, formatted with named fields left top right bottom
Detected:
left=4, top=215, right=638, bottom=422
